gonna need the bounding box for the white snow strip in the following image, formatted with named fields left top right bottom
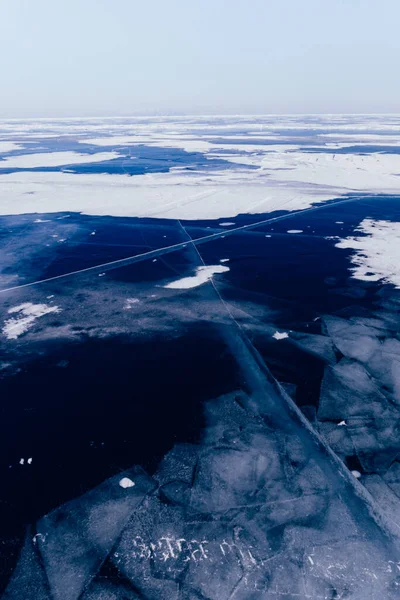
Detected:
left=287, top=229, right=303, bottom=234
left=164, top=265, right=229, bottom=290
left=0, top=170, right=349, bottom=220
left=219, top=222, right=235, bottom=226
left=3, top=302, right=60, bottom=340
left=119, top=477, right=135, bottom=488
left=0, top=151, right=120, bottom=169
left=335, top=219, right=400, bottom=288
left=34, top=218, right=51, bottom=223
left=273, top=331, right=289, bottom=340
left=220, top=258, right=230, bottom=263
left=0, top=142, right=24, bottom=153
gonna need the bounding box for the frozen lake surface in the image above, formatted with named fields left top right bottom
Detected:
left=1, top=116, right=400, bottom=599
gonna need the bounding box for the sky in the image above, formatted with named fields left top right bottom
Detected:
left=0, top=0, right=399, bottom=117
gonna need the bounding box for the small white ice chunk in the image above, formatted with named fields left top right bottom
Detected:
left=19, top=459, right=24, bottom=465
left=287, top=230, right=303, bottom=234
left=338, top=420, right=347, bottom=427
left=119, top=477, right=135, bottom=489
left=273, top=331, right=289, bottom=340
left=351, top=470, right=362, bottom=479
left=220, top=258, right=230, bottom=263
left=27, top=457, right=32, bottom=465
left=219, top=222, right=235, bottom=226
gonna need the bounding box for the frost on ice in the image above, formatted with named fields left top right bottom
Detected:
left=2, top=303, right=61, bottom=340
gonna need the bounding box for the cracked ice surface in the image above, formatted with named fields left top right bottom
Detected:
left=6, top=387, right=400, bottom=599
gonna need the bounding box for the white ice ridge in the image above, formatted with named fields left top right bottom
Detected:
left=335, top=219, right=400, bottom=289
left=163, top=265, right=229, bottom=290
left=0, top=151, right=121, bottom=169
left=2, top=302, right=61, bottom=340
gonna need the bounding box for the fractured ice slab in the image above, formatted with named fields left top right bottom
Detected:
left=4, top=467, right=156, bottom=600
left=322, top=315, right=381, bottom=363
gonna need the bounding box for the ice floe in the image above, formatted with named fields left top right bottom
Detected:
left=2, top=303, right=61, bottom=340
left=336, top=219, right=400, bottom=288
left=163, top=265, right=229, bottom=289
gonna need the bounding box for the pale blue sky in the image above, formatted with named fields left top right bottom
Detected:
left=0, top=0, right=399, bottom=117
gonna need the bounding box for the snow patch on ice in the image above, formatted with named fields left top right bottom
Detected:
left=336, top=219, right=400, bottom=288
left=164, top=265, right=229, bottom=290
left=3, top=303, right=61, bottom=340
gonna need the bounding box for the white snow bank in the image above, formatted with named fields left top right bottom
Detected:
left=2, top=302, right=61, bottom=340
left=336, top=219, right=400, bottom=288
left=164, top=265, right=229, bottom=289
